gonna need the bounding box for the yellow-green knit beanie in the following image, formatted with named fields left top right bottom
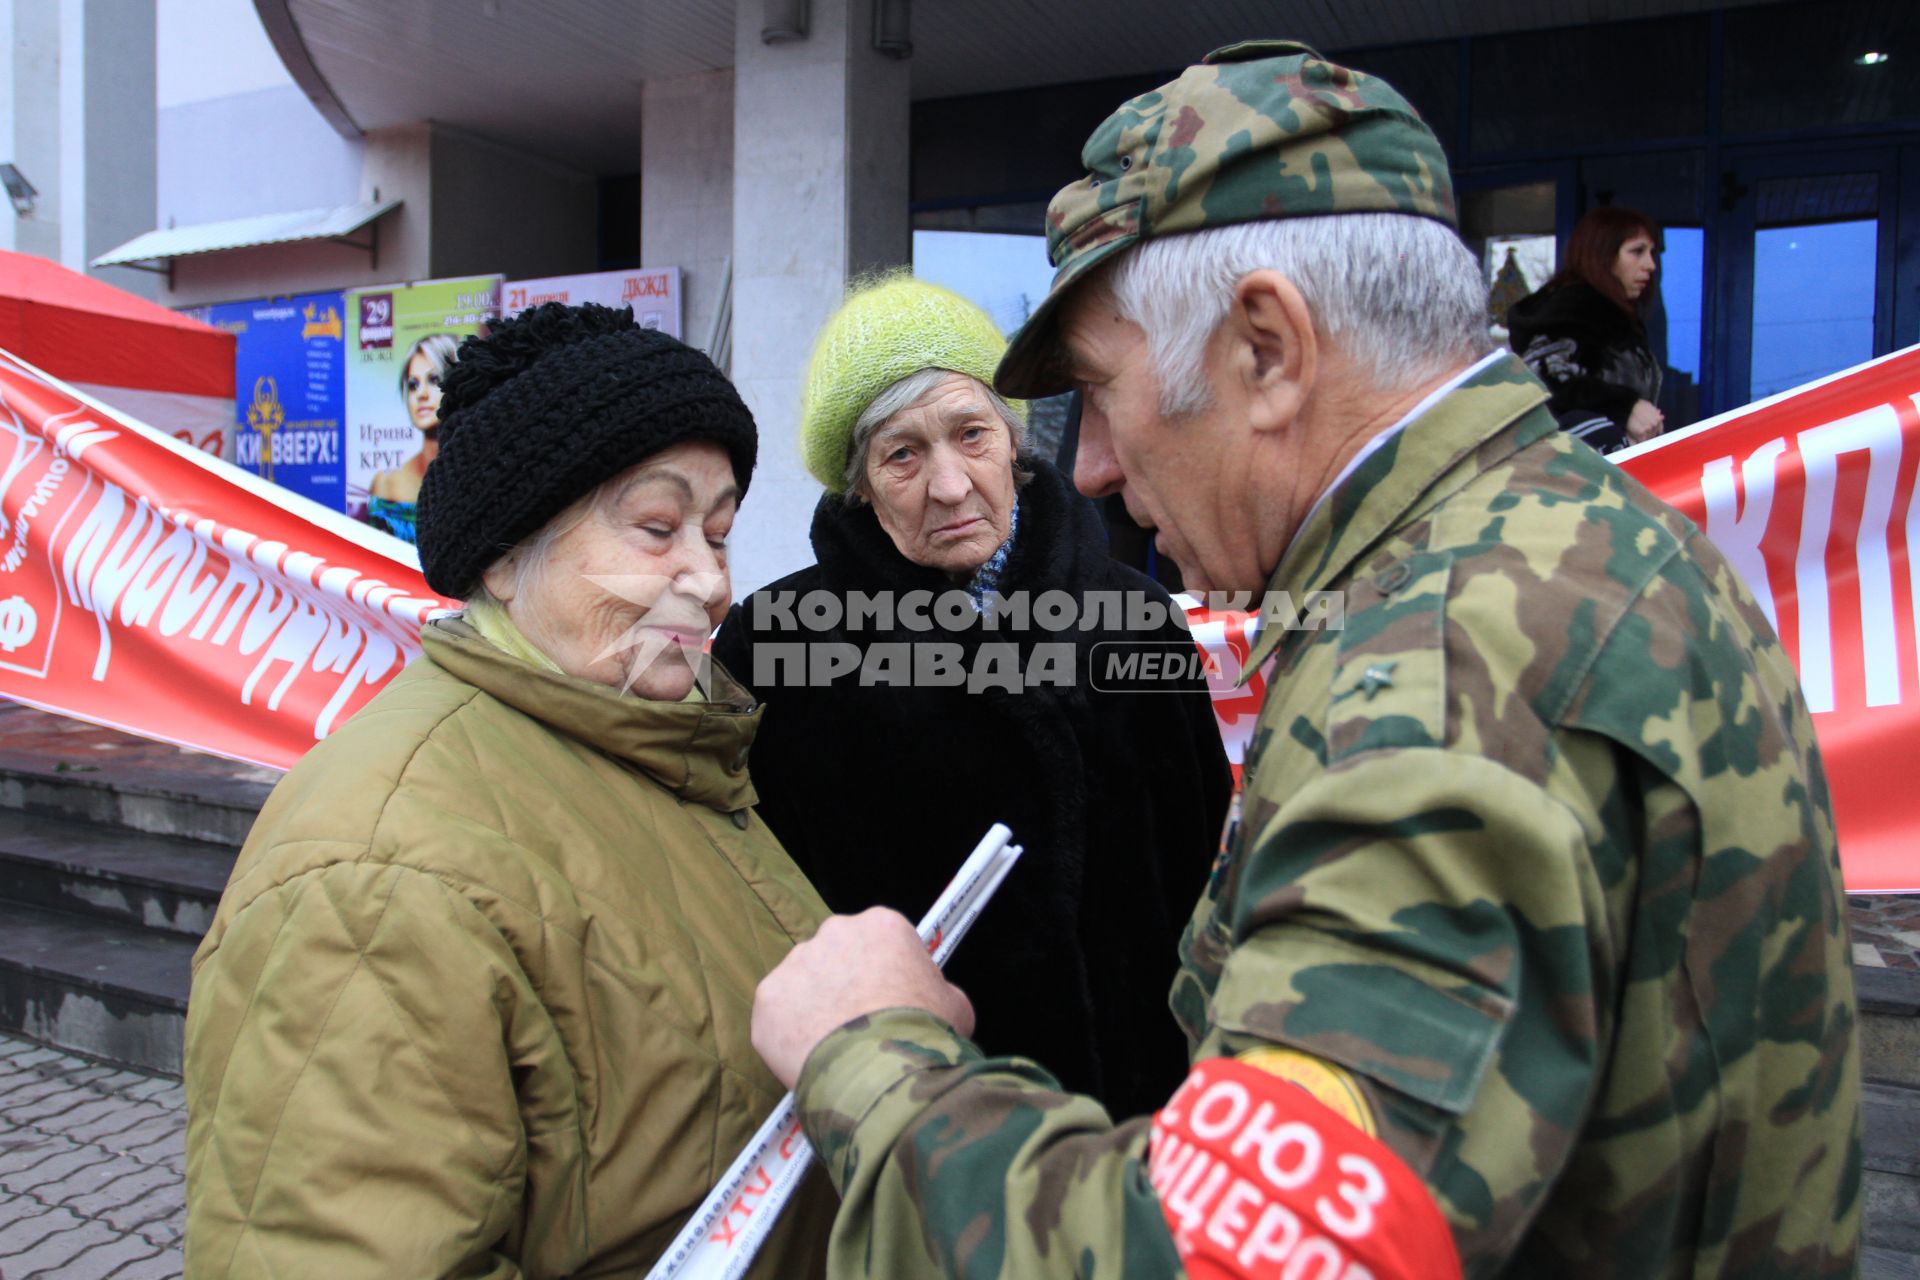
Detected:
left=800, top=274, right=1027, bottom=492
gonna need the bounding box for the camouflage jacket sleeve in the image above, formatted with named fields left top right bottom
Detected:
left=796, top=1009, right=1182, bottom=1279
left=796, top=736, right=1607, bottom=1279
left=1184, top=738, right=1615, bottom=1272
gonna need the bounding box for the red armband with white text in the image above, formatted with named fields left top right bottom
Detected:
left=1149, top=1056, right=1461, bottom=1280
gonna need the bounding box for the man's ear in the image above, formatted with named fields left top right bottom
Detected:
left=1228, top=269, right=1316, bottom=435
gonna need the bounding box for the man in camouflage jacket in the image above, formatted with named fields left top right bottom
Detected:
left=751, top=40, right=1861, bottom=1279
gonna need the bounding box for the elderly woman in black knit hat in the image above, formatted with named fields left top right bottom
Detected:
left=184, top=303, right=832, bottom=1279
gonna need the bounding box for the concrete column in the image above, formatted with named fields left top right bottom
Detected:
left=728, top=0, right=909, bottom=595
left=0, top=0, right=159, bottom=295
left=0, top=0, right=160, bottom=295
left=75, top=0, right=157, bottom=298
left=642, top=69, right=734, bottom=356
left=2, top=0, right=154, bottom=295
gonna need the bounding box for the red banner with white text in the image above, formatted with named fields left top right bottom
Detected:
left=1612, top=347, right=1920, bottom=893
left=4, top=337, right=1917, bottom=890
left=0, top=348, right=454, bottom=771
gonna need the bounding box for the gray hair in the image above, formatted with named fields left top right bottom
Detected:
left=472, top=477, right=612, bottom=603
left=843, top=369, right=1029, bottom=502
left=1102, top=213, right=1493, bottom=416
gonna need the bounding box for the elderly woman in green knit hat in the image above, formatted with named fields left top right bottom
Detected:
left=711, top=275, right=1230, bottom=1122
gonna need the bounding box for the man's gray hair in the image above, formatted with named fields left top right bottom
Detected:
left=1103, top=212, right=1493, bottom=415
left=843, top=368, right=1029, bottom=501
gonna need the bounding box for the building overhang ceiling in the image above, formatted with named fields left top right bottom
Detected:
left=261, top=0, right=1799, bottom=175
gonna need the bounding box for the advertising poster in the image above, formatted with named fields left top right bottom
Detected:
left=344, top=275, right=500, bottom=543
left=202, top=292, right=347, bottom=511
left=501, top=267, right=682, bottom=339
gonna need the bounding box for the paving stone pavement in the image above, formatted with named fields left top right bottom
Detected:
left=0, top=1034, right=183, bottom=1280
left=1853, top=894, right=1920, bottom=971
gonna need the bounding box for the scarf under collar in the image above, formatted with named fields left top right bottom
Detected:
left=964, top=497, right=1021, bottom=614
left=464, top=588, right=705, bottom=702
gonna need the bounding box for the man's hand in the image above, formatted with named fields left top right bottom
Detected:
left=753, top=908, right=976, bottom=1089
left=1626, top=398, right=1665, bottom=443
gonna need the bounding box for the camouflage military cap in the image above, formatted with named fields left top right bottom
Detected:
left=995, top=39, right=1457, bottom=400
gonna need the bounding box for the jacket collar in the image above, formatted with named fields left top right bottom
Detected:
left=1243, top=352, right=1553, bottom=677
left=421, top=617, right=762, bottom=813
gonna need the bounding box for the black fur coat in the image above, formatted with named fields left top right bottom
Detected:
left=712, top=460, right=1231, bottom=1117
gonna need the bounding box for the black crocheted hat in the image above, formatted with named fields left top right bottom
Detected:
left=416, top=302, right=756, bottom=599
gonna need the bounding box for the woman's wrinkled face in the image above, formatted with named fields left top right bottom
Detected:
left=1612, top=234, right=1657, bottom=301
left=405, top=351, right=444, bottom=434
left=489, top=441, right=736, bottom=699
left=863, top=373, right=1017, bottom=575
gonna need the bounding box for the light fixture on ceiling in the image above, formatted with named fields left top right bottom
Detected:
left=762, top=0, right=808, bottom=44
left=1855, top=50, right=1890, bottom=65
left=0, top=163, right=36, bottom=216
left=873, top=0, right=911, bottom=59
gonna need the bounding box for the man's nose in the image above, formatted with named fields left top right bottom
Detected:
left=1073, top=412, right=1124, bottom=500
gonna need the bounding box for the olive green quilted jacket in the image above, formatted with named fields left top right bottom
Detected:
left=184, top=618, right=832, bottom=1278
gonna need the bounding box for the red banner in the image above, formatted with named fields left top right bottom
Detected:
left=1612, top=347, right=1920, bottom=893
left=0, top=349, right=453, bottom=770
left=3, top=340, right=1915, bottom=890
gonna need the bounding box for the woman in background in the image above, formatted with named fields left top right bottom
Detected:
left=1507, top=205, right=1664, bottom=454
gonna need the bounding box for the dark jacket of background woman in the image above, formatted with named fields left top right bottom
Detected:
left=712, top=458, right=1232, bottom=1120
left=1507, top=280, right=1661, bottom=454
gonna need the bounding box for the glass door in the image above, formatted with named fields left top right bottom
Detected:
left=1454, top=165, right=1574, bottom=348
left=1712, top=148, right=1898, bottom=412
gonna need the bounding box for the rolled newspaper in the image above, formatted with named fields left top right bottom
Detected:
left=645, top=823, right=1025, bottom=1280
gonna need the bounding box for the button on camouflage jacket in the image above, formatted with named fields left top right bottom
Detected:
left=794, top=353, right=1862, bottom=1279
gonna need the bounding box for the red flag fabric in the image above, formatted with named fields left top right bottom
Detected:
left=0, top=348, right=453, bottom=770
left=1613, top=346, right=1920, bottom=893
left=3, top=332, right=1915, bottom=891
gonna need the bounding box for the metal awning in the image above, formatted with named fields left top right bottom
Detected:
left=91, top=199, right=401, bottom=274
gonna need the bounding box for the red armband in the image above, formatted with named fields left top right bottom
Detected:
left=1149, top=1056, right=1461, bottom=1280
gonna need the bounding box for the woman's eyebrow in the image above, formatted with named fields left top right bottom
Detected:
left=622, top=470, right=695, bottom=501
left=935, top=400, right=991, bottom=426
left=873, top=422, right=924, bottom=450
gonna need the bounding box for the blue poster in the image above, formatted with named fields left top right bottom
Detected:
left=204, top=292, right=347, bottom=511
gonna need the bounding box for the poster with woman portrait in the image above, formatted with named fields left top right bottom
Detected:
left=344, top=275, right=500, bottom=543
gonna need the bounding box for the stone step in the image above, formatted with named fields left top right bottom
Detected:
left=1866, top=1083, right=1920, bottom=1180
left=1861, top=965, right=1920, bottom=1090
left=1866, top=1246, right=1920, bottom=1280
left=0, top=745, right=271, bottom=846
left=0, top=897, right=195, bottom=1076
left=0, top=810, right=236, bottom=937
left=1865, top=1078, right=1920, bottom=1260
